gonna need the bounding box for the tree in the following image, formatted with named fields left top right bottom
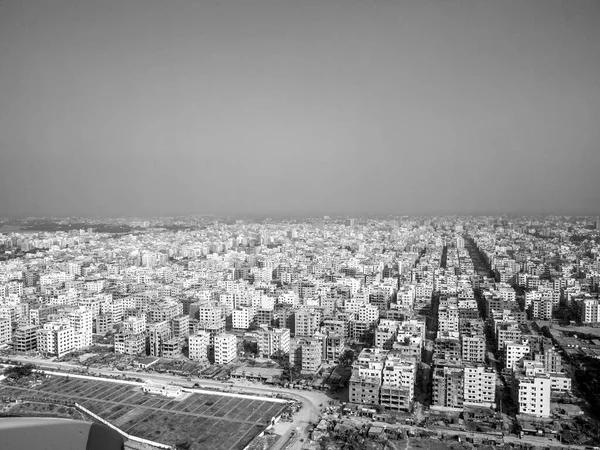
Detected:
left=242, top=340, right=258, bottom=355
left=4, top=363, right=35, bottom=380
left=338, top=349, right=355, bottom=367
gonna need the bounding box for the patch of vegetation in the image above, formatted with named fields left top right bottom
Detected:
left=338, top=349, right=355, bottom=367
left=3, top=364, right=35, bottom=380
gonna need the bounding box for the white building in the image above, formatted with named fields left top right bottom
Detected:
left=232, top=307, right=253, bottom=330
left=0, top=317, right=11, bottom=344
left=142, top=382, right=181, bottom=398
left=68, top=308, right=93, bottom=350
left=256, top=327, right=290, bottom=359
left=438, top=305, right=460, bottom=333
left=505, top=341, right=530, bottom=370
left=550, top=373, right=571, bottom=393
left=214, top=333, right=237, bottom=365
left=357, top=304, right=379, bottom=324
left=36, top=322, right=74, bottom=357
left=517, top=373, right=551, bottom=418
left=463, top=365, right=496, bottom=408
left=579, top=299, right=600, bottom=324
left=382, top=355, right=416, bottom=400
left=188, top=331, right=210, bottom=362
left=123, top=315, right=146, bottom=334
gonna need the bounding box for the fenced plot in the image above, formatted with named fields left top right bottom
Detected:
left=0, top=376, right=285, bottom=450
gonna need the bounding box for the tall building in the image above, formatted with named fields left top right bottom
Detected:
left=256, top=326, right=290, bottom=360
left=294, top=308, right=321, bottom=337
left=375, top=322, right=397, bottom=350
left=36, top=322, right=74, bottom=357
left=463, top=365, right=496, bottom=408
left=214, top=333, right=237, bottom=364
left=432, top=365, right=464, bottom=408
left=435, top=331, right=462, bottom=362
left=349, top=348, right=386, bottom=406
left=577, top=299, right=600, bottom=324
left=68, top=308, right=93, bottom=350
left=438, top=305, right=459, bottom=333
left=13, top=325, right=38, bottom=353
left=380, top=353, right=416, bottom=411
left=301, top=339, right=322, bottom=372
left=114, top=332, right=145, bottom=355
left=0, top=317, right=11, bottom=344
left=232, top=307, right=253, bottom=330
left=505, top=340, right=530, bottom=370
left=171, top=314, right=190, bottom=340
left=324, top=333, right=345, bottom=363
left=188, top=331, right=210, bottom=362
left=289, top=337, right=323, bottom=372
left=349, top=375, right=381, bottom=406
left=147, top=320, right=171, bottom=357
left=461, top=335, right=486, bottom=363
left=534, top=347, right=563, bottom=373
left=515, top=373, right=551, bottom=418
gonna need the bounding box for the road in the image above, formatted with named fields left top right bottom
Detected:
left=3, top=355, right=329, bottom=450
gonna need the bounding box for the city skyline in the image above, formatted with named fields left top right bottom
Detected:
left=1, top=0, right=599, bottom=217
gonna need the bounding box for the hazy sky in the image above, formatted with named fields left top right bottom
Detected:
left=1, top=0, right=599, bottom=217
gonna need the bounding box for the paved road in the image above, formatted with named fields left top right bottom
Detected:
left=3, top=355, right=329, bottom=449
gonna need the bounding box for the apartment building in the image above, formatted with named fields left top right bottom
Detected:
left=256, top=326, right=290, bottom=359
left=375, top=321, right=397, bottom=350
left=232, top=307, right=253, bottom=330
left=461, top=335, right=486, bottom=363
left=438, top=305, right=459, bottom=333
left=515, top=373, right=551, bottom=418
left=534, top=347, right=563, bottom=373
left=114, top=332, right=145, bottom=355
left=147, top=320, right=172, bottom=357
left=301, top=339, right=323, bottom=372
left=324, top=333, right=345, bottom=363
left=68, top=308, right=93, bottom=350
left=380, top=353, right=416, bottom=411
left=0, top=317, right=10, bottom=344
left=463, top=365, right=496, bottom=408
left=435, top=331, right=462, bottom=362
left=170, top=314, right=190, bottom=340
left=294, top=308, right=321, bottom=337
left=214, top=333, right=237, bottom=364
left=36, top=322, right=74, bottom=357
left=505, top=340, right=530, bottom=370
left=432, top=365, right=464, bottom=408
left=577, top=299, right=600, bottom=324
left=350, top=375, right=381, bottom=406
left=188, top=330, right=210, bottom=362
left=496, top=322, right=522, bottom=350
left=13, top=325, right=38, bottom=353
left=289, top=337, right=322, bottom=372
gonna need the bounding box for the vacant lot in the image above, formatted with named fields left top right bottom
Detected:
left=0, top=377, right=285, bottom=450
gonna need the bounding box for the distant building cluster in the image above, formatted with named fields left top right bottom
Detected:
left=1, top=215, right=600, bottom=422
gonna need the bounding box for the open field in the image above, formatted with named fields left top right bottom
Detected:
left=0, top=377, right=286, bottom=450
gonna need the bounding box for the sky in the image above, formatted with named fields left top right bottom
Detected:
left=0, top=0, right=599, bottom=218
